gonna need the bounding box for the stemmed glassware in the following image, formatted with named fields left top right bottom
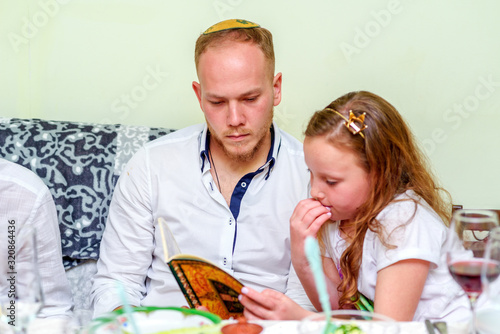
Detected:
left=475, top=226, right=500, bottom=334
left=447, top=209, right=499, bottom=334
left=1, top=226, right=44, bottom=333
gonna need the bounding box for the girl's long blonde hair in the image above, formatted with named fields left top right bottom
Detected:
left=305, top=91, right=451, bottom=309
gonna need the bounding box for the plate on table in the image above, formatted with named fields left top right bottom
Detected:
left=298, top=311, right=400, bottom=334
left=89, top=306, right=222, bottom=334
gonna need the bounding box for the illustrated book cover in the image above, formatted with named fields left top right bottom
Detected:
left=157, top=217, right=244, bottom=320
left=167, top=254, right=244, bottom=320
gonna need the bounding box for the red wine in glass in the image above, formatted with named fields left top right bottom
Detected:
left=449, top=259, right=500, bottom=299
left=447, top=209, right=499, bottom=334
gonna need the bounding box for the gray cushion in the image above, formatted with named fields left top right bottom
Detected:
left=0, top=118, right=175, bottom=268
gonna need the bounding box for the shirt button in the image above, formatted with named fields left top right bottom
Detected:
left=229, top=218, right=233, bottom=225
left=241, top=182, right=247, bottom=188
left=223, top=257, right=227, bottom=265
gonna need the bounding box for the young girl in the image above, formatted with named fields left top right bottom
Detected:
left=240, top=91, right=470, bottom=322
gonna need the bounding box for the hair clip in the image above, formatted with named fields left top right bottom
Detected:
left=325, top=108, right=368, bottom=139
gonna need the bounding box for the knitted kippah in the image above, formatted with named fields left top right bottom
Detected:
left=203, top=19, right=260, bottom=35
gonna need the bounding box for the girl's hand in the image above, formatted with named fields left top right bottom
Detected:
left=290, top=199, right=331, bottom=267
left=239, top=286, right=314, bottom=321
left=288, top=199, right=338, bottom=313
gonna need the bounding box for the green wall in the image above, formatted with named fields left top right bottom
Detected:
left=1, top=0, right=499, bottom=208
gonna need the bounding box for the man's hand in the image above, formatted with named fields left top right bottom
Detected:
left=239, top=286, right=314, bottom=320
left=195, top=305, right=210, bottom=312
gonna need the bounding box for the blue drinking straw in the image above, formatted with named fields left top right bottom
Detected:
left=116, top=281, right=141, bottom=334
left=304, top=236, right=336, bottom=334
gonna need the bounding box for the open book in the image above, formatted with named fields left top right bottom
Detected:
left=167, top=254, right=244, bottom=320
left=157, top=217, right=244, bottom=320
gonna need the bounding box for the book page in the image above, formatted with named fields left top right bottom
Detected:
left=157, top=217, right=181, bottom=260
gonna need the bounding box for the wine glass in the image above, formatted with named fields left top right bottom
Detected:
left=0, top=226, right=44, bottom=333
left=475, top=226, right=500, bottom=334
left=447, top=209, right=499, bottom=334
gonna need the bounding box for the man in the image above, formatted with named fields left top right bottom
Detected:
left=0, top=158, right=73, bottom=319
left=91, top=19, right=312, bottom=316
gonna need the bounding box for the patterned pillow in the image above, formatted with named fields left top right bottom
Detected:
left=0, top=118, right=175, bottom=269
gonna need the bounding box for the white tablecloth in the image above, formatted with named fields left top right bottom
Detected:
left=16, top=317, right=470, bottom=334
left=256, top=320, right=469, bottom=334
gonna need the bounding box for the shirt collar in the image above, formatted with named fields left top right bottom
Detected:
left=199, top=124, right=210, bottom=172
left=199, top=122, right=281, bottom=175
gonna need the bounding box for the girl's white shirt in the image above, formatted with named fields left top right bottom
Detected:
left=324, top=190, right=470, bottom=322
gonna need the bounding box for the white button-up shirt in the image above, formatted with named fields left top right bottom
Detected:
left=91, top=123, right=313, bottom=316
left=0, top=158, right=73, bottom=318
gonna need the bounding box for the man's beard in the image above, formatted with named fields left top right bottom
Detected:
left=211, top=128, right=269, bottom=163
left=208, top=112, right=273, bottom=163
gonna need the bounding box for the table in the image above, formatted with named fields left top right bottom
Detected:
left=255, top=320, right=469, bottom=334
left=17, top=317, right=470, bottom=334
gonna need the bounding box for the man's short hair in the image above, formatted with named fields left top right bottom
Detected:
left=194, top=25, right=275, bottom=78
